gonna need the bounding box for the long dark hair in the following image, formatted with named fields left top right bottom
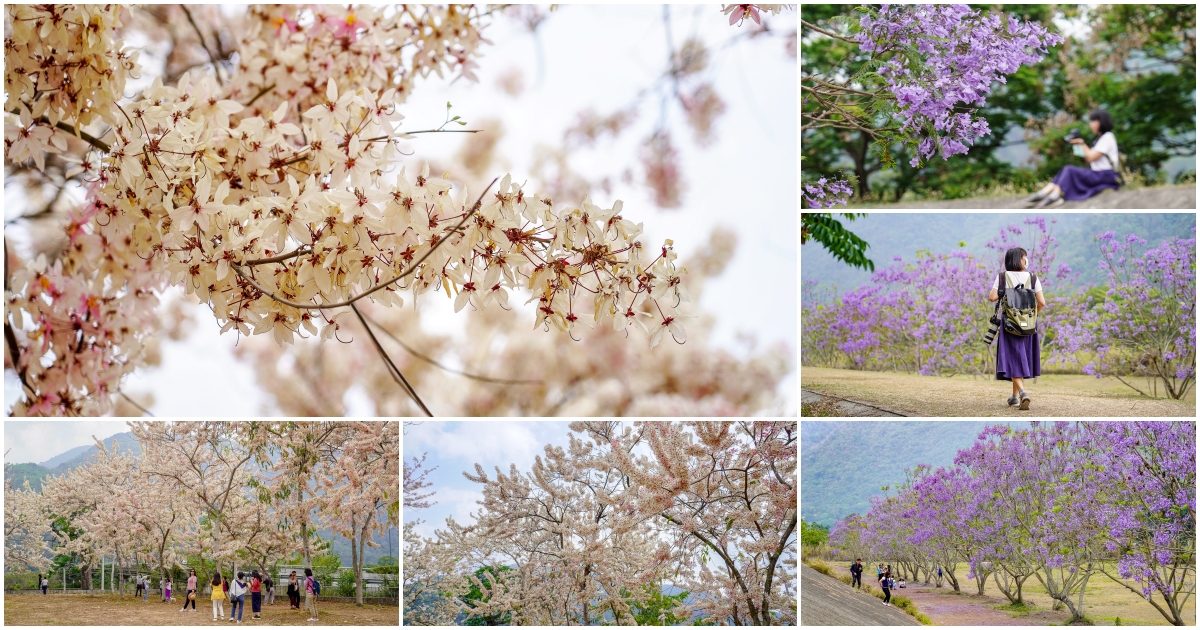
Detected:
left=1089, top=108, right=1114, bottom=135
left=211, top=571, right=223, bottom=586
left=1004, top=247, right=1027, bottom=272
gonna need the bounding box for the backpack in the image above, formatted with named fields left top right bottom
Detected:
left=310, top=576, right=321, bottom=596
left=998, top=271, right=1039, bottom=336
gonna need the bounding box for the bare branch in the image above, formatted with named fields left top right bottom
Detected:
left=350, top=303, right=433, bottom=417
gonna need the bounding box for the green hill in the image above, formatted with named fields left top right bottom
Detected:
left=4, top=462, right=50, bottom=493
left=800, top=421, right=1030, bottom=527
left=801, top=213, right=1196, bottom=301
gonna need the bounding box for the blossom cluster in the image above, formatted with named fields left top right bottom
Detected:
left=3, top=5, right=688, bottom=416
left=802, top=176, right=854, bottom=208
left=830, top=422, right=1195, bottom=624
left=855, top=5, right=1063, bottom=165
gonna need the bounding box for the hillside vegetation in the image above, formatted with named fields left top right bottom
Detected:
left=801, top=213, right=1195, bottom=300
left=801, top=421, right=1024, bottom=527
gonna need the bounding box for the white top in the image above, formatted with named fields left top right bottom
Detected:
left=1090, top=132, right=1119, bottom=172
left=991, top=270, right=1042, bottom=293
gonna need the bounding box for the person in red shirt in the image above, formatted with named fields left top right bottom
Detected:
left=250, top=570, right=263, bottom=620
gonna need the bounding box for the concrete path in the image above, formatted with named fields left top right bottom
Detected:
left=802, top=389, right=908, bottom=417
left=801, top=564, right=922, bottom=626
left=849, top=185, right=1196, bottom=209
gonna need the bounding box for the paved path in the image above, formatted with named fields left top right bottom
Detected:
left=801, top=564, right=921, bottom=626
left=802, top=389, right=908, bottom=416
left=848, top=185, right=1196, bottom=209
left=801, top=368, right=1196, bottom=417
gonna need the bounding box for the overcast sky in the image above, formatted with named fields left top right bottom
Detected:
left=3, top=420, right=132, bottom=465
left=4, top=5, right=797, bottom=416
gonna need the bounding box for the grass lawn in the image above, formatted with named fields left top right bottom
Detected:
left=3, top=593, right=398, bottom=626
left=936, top=562, right=1195, bottom=626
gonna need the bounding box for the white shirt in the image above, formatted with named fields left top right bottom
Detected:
left=991, top=270, right=1042, bottom=294
left=1090, top=132, right=1119, bottom=172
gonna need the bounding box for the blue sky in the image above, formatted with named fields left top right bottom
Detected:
left=4, top=420, right=131, bottom=465
left=403, top=421, right=575, bottom=539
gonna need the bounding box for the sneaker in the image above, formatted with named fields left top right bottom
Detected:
left=1021, top=192, right=1046, bottom=207
left=1007, top=395, right=1019, bottom=406
left=1033, top=195, right=1064, bottom=209
left=1019, top=390, right=1031, bottom=410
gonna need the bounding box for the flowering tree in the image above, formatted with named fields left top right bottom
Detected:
left=801, top=5, right=1063, bottom=203
left=833, top=422, right=1196, bottom=625
left=4, top=4, right=696, bottom=416
left=416, top=422, right=796, bottom=626
left=1051, top=229, right=1197, bottom=399
left=3, top=478, right=53, bottom=572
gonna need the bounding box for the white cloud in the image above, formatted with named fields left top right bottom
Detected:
left=404, top=421, right=568, bottom=475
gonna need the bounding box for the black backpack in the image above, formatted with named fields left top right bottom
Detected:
left=998, top=271, right=1039, bottom=337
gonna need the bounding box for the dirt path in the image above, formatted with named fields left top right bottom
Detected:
left=801, top=367, right=1196, bottom=417
left=826, top=566, right=1068, bottom=626
left=847, top=185, right=1196, bottom=209
left=801, top=565, right=921, bottom=626
left=3, top=593, right=398, bottom=626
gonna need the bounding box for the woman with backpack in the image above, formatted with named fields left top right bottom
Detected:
left=988, top=247, right=1046, bottom=410
left=304, top=568, right=319, bottom=622
left=880, top=570, right=893, bottom=606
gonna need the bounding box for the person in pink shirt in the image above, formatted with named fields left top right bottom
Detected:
left=304, top=568, right=319, bottom=622
left=181, top=569, right=197, bottom=612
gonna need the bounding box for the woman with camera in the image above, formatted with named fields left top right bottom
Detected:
left=988, top=248, right=1046, bottom=409
left=1023, top=109, right=1120, bottom=208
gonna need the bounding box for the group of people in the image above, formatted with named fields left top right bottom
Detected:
left=182, top=567, right=320, bottom=622
left=847, top=560, right=909, bottom=607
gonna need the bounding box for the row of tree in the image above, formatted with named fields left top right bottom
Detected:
left=4, top=421, right=398, bottom=604
left=403, top=421, right=797, bottom=625
left=829, top=422, right=1195, bottom=625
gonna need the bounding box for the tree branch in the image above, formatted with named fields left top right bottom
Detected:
left=7, top=109, right=112, bottom=153
left=180, top=5, right=224, bottom=85
left=231, top=177, right=497, bottom=310
left=350, top=303, right=432, bottom=417
left=359, top=310, right=541, bottom=385
left=800, top=19, right=857, bottom=43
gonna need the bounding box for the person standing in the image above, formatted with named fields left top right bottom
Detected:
left=143, top=575, right=150, bottom=602
left=250, top=570, right=263, bottom=620
left=135, top=574, right=143, bottom=599
left=287, top=572, right=301, bottom=610
left=264, top=572, right=274, bottom=606
left=181, top=569, right=197, bottom=612
left=229, top=572, right=246, bottom=623
left=164, top=578, right=172, bottom=603
left=880, top=571, right=892, bottom=606
left=39, top=574, right=47, bottom=595
left=210, top=572, right=227, bottom=621
left=850, top=559, right=863, bottom=590
left=988, top=247, right=1045, bottom=409
left=304, top=568, right=319, bottom=622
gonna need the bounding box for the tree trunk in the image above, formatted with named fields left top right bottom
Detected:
left=854, top=132, right=871, bottom=200
left=100, top=556, right=105, bottom=595
left=352, top=515, right=363, bottom=605
left=80, top=561, right=91, bottom=591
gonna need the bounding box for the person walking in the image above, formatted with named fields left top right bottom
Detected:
left=181, top=569, right=197, bottom=612
left=287, top=572, right=301, bottom=610
left=304, top=568, right=319, bottom=622
left=937, top=566, right=943, bottom=586
left=880, top=571, right=893, bottom=606
left=229, top=572, right=246, bottom=623
left=210, top=572, right=227, bottom=621
left=250, top=570, right=263, bottom=619
left=849, top=558, right=863, bottom=590
left=988, top=247, right=1045, bottom=409
left=38, top=573, right=47, bottom=595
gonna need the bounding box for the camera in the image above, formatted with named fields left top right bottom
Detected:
left=1064, top=129, right=1081, bottom=143
left=982, top=312, right=1002, bottom=345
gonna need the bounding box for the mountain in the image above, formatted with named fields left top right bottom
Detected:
left=800, top=421, right=1031, bottom=527
left=5, top=462, right=51, bottom=492
left=801, top=213, right=1196, bottom=301
left=45, top=431, right=142, bottom=476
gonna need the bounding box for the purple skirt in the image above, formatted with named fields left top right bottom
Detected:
left=1052, top=165, right=1119, bottom=201
left=996, top=324, right=1040, bottom=381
